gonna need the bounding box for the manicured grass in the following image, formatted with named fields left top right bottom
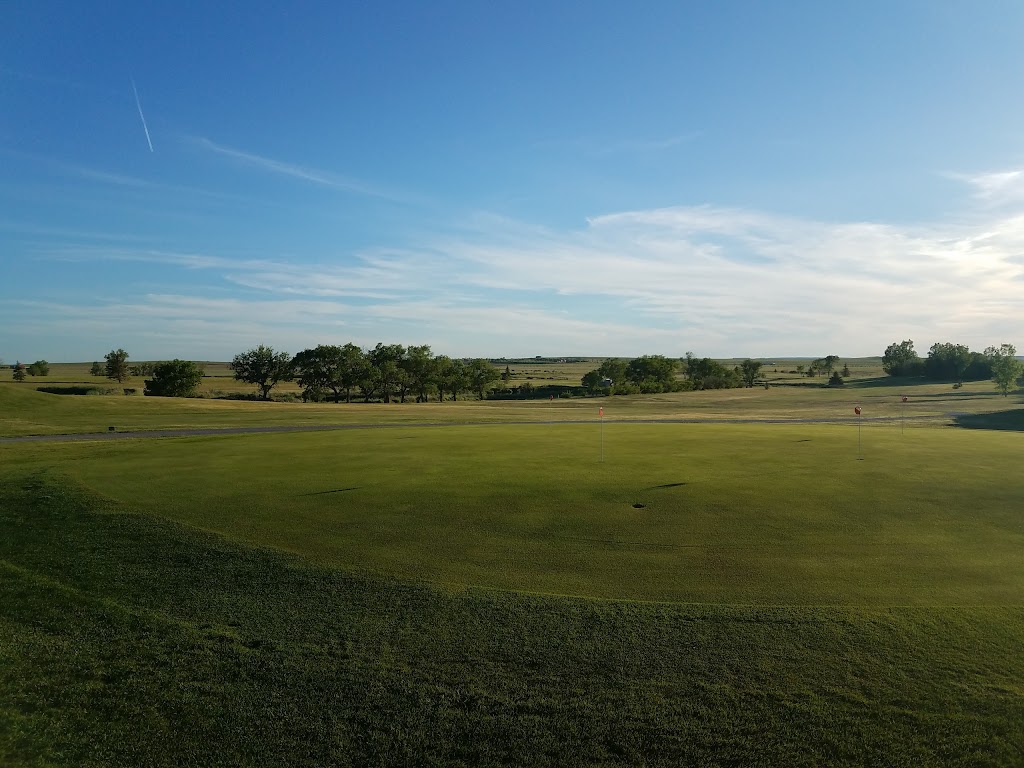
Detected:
left=6, top=422, right=1023, bottom=606
left=1, top=474, right=1022, bottom=766
left=3, top=385, right=1023, bottom=765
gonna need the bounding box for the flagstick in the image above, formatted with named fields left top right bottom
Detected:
left=600, top=409, right=605, bottom=463
left=854, top=406, right=863, bottom=460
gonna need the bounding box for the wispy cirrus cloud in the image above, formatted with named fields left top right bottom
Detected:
left=190, top=137, right=404, bottom=201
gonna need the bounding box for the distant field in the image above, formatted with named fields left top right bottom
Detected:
left=1, top=368, right=1019, bottom=438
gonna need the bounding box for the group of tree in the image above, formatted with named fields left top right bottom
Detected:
left=882, top=339, right=1022, bottom=395
left=803, top=355, right=840, bottom=378
left=88, top=349, right=206, bottom=397
left=232, top=343, right=502, bottom=403
left=580, top=355, right=685, bottom=394
left=8, top=360, right=49, bottom=381
left=579, top=354, right=776, bottom=395
left=89, top=357, right=155, bottom=379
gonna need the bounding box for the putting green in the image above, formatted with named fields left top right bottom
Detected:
left=9, top=421, right=1023, bottom=606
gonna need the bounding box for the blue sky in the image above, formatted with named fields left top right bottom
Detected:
left=2, top=1, right=1023, bottom=361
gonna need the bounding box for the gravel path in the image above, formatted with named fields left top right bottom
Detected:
left=0, top=415, right=943, bottom=444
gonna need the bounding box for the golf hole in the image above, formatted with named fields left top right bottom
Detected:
left=632, top=503, right=646, bottom=509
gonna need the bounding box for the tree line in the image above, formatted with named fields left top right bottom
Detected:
left=16, top=340, right=1018, bottom=399
left=882, top=339, right=1022, bottom=395
left=83, top=344, right=504, bottom=401
left=578, top=353, right=783, bottom=395
left=231, top=343, right=504, bottom=403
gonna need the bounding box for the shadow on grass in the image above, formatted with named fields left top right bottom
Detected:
left=300, top=487, right=361, bottom=496
left=905, top=394, right=1005, bottom=403
left=846, top=376, right=924, bottom=389
left=952, top=409, right=1024, bottom=432
left=36, top=385, right=109, bottom=396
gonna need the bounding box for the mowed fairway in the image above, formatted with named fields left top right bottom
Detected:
left=13, top=422, right=1024, bottom=606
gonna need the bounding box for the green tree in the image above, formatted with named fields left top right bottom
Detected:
left=841, top=364, right=851, bottom=378
left=466, top=358, right=500, bottom=399
left=435, top=356, right=467, bottom=402
left=581, top=370, right=603, bottom=394
left=686, top=356, right=738, bottom=390
left=626, top=355, right=678, bottom=392
left=926, top=343, right=973, bottom=384
left=231, top=345, right=293, bottom=400
left=882, top=340, right=921, bottom=377
left=501, top=365, right=512, bottom=384
left=27, top=360, right=49, bottom=376
left=367, top=343, right=405, bottom=403
left=292, top=345, right=347, bottom=403
left=597, top=359, right=628, bottom=386
left=144, top=360, right=205, bottom=397
left=986, top=344, right=1022, bottom=397
left=12, top=363, right=26, bottom=382
left=104, top=348, right=130, bottom=383
left=338, top=343, right=368, bottom=403
left=402, top=345, right=437, bottom=403
left=90, top=361, right=103, bottom=376
left=739, top=359, right=762, bottom=387
left=821, top=355, right=840, bottom=377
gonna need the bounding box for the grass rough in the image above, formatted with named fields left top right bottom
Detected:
left=2, top=474, right=1023, bottom=767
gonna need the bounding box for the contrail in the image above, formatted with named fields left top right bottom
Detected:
left=130, top=77, right=154, bottom=152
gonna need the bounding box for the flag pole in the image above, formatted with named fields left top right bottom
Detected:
left=855, top=405, right=863, bottom=460
left=600, top=405, right=604, bottom=463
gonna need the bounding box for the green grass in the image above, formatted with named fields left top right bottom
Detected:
left=3, top=382, right=1024, bottom=765
left=5, top=423, right=1023, bottom=606
left=2, top=474, right=1022, bottom=766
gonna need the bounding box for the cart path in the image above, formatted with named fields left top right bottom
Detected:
left=0, top=415, right=946, bottom=444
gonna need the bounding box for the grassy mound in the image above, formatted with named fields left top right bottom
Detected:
left=2, top=473, right=1022, bottom=766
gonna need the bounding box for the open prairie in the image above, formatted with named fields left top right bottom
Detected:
left=1, top=374, right=1022, bottom=766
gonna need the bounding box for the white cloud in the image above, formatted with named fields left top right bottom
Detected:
left=12, top=169, right=1024, bottom=359
left=949, top=168, right=1024, bottom=207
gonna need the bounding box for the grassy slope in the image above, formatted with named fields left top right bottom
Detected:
left=5, top=423, right=1023, bottom=606
left=2, top=475, right=1022, bottom=767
